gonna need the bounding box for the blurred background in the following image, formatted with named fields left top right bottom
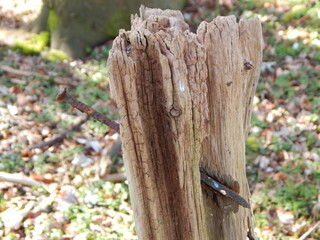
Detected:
left=0, top=0, right=319, bottom=239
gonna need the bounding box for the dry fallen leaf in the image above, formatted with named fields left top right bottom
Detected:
left=9, top=85, right=23, bottom=94
left=276, top=208, right=294, bottom=225
left=72, top=154, right=93, bottom=167
left=31, top=172, right=54, bottom=183
left=273, top=172, right=289, bottom=181
left=261, top=225, right=274, bottom=237
left=92, top=215, right=106, bottom=224
left=1, top=201, right=35, bottom=230
left=255, top=156, right=270, bottom=169
left=7, top=104, right=19, bottom=115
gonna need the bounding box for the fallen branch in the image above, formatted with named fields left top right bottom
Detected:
left=103, top=173, right=126, bottom=182
left=56, top=88, right=120, bottom=133
left=299, top=220, right=320, bottom=240
left=0, top=65, right=40, bottom=77
left=0, top=171, right=49, bottom=192
left=0, top=65, right=79, bottom=86
left=29, top=116, right=89, bottom=150
left=90, top=172, right=126, bottom=183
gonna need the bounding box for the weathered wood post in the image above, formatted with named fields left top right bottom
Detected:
left=107, top=6, right=263, bottom=240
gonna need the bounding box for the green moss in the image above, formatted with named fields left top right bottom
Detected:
left=48, top=10, right=60, bottom=32
left=282, top=4, right=309, bottom=23
left=105, top=10, right=131, bottom=37
left=47, top=49, right=68, bottom=61
left=13, top=31, right=50, bottom=55
left=286, top=0, right=310, bottom=5
left=305, top=3, right=320, bottom=27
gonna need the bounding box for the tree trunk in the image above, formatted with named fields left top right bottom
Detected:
left=107, top=6, right=263, bottom=240
left=31, top=0, right=187, bottom=58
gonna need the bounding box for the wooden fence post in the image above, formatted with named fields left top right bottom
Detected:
left=107, top=6, right=263, bottom=240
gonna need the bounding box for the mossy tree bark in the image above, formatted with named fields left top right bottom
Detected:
left=107, top=6, right=263, bottom=240
left=31, top=0, right=187, bottom=58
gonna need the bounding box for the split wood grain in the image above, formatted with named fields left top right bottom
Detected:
left=108, top=6, right=263, bottom=240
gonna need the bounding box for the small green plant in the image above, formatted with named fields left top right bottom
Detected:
left=275, top=180, right=317, bottom=216
left=269, top=136, right=292, bottom=153
left=32, top=154, right=49, bottom=174
left=275, top=42, right=299, bottom=58
left=49, top=228, right=64, bottom=239
left=275, top=74, right=291, bottom=88
left=87, top=120, right=108, bottom=136
left=89, top=45, right=112, bottom=59
left=314, top=51, right=320, bottom=63
left=250, top=112, right=268, bottom=128
left=271, top=69, right=318, bottom=99
left=303, top=131, right=317, bottom=147
left=254, top=209, right=269, bottom=229
left=3, top=233, right=19, bottom=240
left=0, top=153, right=24, bottom=172
left=31, top=107, right=55, bottom=123
left=60, top=146, right=84, bottom=159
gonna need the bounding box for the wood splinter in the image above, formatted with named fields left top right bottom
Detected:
left=56, top=88, right=120, bottom=133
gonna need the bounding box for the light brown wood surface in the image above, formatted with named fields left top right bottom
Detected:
left=108, top=6, right=263, bottom=240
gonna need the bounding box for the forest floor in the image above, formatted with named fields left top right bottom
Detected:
left=0, top=0, right=319, bottom=239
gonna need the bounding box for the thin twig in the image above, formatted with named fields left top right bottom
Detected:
left=299, top=221, right=320, bottom=240
left=56, top=88, right=120, bottom=133
left=0, top=171, right=49, bottom=192
left=29, top=116, right=89, bottom=150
